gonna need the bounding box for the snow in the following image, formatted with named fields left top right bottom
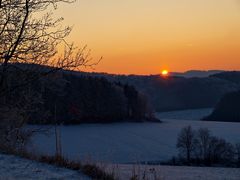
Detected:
left=108, top=164, right=240, bottom=180
left=0, top=154, right=90, bottom=180
left=31, top=108, right=240, bottom=164
left=158, top=108, right=213, bottom=120
left=1, top=153, right=239, bottom=180
left=2, top=108, right=239, bottom=179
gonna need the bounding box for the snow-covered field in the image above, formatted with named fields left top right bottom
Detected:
left=158, top=108, right=213, bottom=120
left=110, top=164, right=240, bottom=180
left=31, top=108, right=240, bottom=164
left=2, top=108, right=239, bottom=180
left=0, top=154, right=90, bottom=180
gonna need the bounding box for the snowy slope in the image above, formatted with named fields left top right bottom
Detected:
left=0, top=154, right=90, bottom=180
left=31, top=108, right=240, bottom=164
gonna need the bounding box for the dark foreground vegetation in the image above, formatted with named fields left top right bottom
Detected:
left=166, top=126, right=240, bottom=167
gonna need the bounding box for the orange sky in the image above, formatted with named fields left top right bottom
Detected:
left=54, top=0, right=240, bottom=75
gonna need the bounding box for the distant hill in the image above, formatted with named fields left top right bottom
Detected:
left=84, top=74, right=237, bottom=112
left=203, top=71, right=240, bottom=122
left=62, top=70, right=240, bottom=112
left=4, top=64, right=240, bottom=113
left=0, top=64, right=158, bottom=124
left=32, top=69, right=240, bottom=118
left=210, top=71, right=240, bottom=84
left=171, top=70, right=224, bottom=78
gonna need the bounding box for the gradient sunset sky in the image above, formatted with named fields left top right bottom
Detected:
left=55, top=0, right=240, bottom=75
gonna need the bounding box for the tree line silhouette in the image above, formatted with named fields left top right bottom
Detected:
left=0, top=66, right=157, bottom=125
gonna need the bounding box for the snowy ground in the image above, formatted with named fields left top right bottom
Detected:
left=31, top=108, right=240, bottom=164
left=1, top=153, right=239, bottom=180
left=0, top=153, right=90, bottom=180
left=109, top=164, right=240, bottom=180
left=158, top=108, right=213, bottom=120
left=2, top=108, right=239, bottom=180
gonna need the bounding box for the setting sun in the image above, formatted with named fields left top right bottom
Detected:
left=161, top=70, right=169, bottom=76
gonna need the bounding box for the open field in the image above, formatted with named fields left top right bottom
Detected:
left=31, top=108, right=240, bottom=164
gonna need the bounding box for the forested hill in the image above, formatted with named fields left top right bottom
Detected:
left=32, top=67, right=240, bottom=113
left=203, top=72, right=240, bottom=122
left=4, top=64, right=240, bottom=118
left=203, top=90, right=240, bottom=122
left=39, top=73, right=157, bottom=124
left=81, top=72, right=240, bottom=112
left=1, top=65, right=158, bottom=124
left=210, top=71, right=240, bottom=84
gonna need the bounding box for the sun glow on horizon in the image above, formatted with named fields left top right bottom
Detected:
left=161, top=70, right=169, bottom=76
left=56, top=0, right=240, bottom=74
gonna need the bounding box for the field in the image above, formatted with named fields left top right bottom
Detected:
left=31, top=108, right=240, bottom=164
left=110, top=164, right=240, bottom=180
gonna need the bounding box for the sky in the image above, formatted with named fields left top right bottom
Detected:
left=54, top=0, right=240, bottom=75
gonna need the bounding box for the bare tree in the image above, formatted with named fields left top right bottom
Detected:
left=194, top=128, right=211, bottom=162
left=0, top=0, right=99, bottom=90
left=176, top=127, right=237, bottom=166
left=0, top=0, right=99, bottom=153
left=176, top=125, right=195, bottom=164
left=236, top=143, right=240, bottom=165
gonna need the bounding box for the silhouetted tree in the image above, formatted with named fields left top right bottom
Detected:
left=176, top=126, right=195, bottom=164
left=176, top=127, right=237, bottom=166
left=194, top=128, right=212, bottom=164
left=208, top=136, right=235, bottom=165
left=0, top=0, right=96, bottom=153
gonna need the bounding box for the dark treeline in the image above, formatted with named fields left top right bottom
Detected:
left=40, top=73, right=157, bottom=124
left=3, top=65, right=240, bottom=124
left=120, top=76, right=238, bottom=112
left=36, top=69, right=240, bottom=112
left=81, top=72, right=240, bottom=112
left=0, top=66, right=157, bottom=124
